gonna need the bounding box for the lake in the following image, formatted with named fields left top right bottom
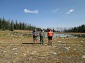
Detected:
left=45, top=33, right=85, bottom=38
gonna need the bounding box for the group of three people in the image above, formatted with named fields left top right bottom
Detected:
left=32, top=29, right=53, bottom=46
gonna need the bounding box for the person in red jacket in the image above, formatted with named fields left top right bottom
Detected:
left=47, top=29, right=53, bottom=46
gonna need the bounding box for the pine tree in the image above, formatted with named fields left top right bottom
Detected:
left=10, top=20, right=14, bottom=31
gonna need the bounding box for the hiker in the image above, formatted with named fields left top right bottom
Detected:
left=32, top=29, right=38, bottom=43
left=47, top=29, right=53, bottom=46
left=39, top=29, right=45, bottom=45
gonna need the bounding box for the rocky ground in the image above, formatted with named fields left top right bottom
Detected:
left=0, top=30, right=85, bottom=63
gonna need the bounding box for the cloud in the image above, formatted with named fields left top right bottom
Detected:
left=52, top=8, right=59, bottom=13
left=24, top=9, right=39, bottom=14
left=66, top=9, right=74, bottom=14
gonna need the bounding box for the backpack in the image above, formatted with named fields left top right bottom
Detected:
left=33, top=31, right=38, bottom=36
left=39, top=32, right=44, bottom=36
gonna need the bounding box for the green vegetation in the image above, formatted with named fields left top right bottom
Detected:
left=0, top=18, right=42, bottom=31
left=64, top=24, right=85, bottom=33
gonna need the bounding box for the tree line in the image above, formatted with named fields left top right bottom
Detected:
left=64, top=24, right=85, bottom=33
left=0, top=18, right=42, bottom=31
left=1, top=17, right=84, bottom=32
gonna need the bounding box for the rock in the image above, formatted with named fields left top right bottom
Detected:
left=82, top=55, right=85, bottom=58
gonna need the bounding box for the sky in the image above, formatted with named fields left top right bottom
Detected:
left=0, top=0, right=85, bottom=29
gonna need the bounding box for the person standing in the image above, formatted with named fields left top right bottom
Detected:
left=32, top=29, right=38, bottom=43
left=47, top=29, right=53, bottom=46
left=39, top=29, right=45, bottom=45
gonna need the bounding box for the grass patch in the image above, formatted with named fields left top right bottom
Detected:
left=0, top=30, right=85, bottom=63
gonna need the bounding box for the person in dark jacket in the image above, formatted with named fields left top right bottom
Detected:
left=39, top=29, right=45, bottom=45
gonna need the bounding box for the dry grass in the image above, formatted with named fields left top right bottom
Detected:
left=0, top=30, right=85, bottom=63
